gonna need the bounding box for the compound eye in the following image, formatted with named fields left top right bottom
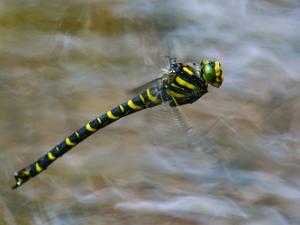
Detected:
left=204, top=64, right=215, bottom=81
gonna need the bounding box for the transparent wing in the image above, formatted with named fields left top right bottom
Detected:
left=160, top=55, right=177, bottom=71
left=127, top=74, right=166, bottom=96
left=167, top=95, right=193, bottom=133
left=128, top=55, right=176, bottom=95
left=128, top=59, right=194, bottom=136
left=128, top=55, right=177, bottom=96
left=156, top=80, right=194, bottom=137
left=127, top=56, right=203, bottom=151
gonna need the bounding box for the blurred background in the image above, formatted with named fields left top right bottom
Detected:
left=1, top=0, right=300, bottom=224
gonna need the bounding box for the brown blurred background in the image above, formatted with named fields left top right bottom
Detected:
left=0, top=0, right=300, bottom=224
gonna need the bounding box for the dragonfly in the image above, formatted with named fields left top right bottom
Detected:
left=12, top=58, right=224, bottom=189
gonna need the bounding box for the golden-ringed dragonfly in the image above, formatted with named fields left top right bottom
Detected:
left=12, top=58, right=224, bottom=189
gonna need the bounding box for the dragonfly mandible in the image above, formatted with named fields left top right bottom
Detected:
left=12, top=58, right=224, bottom=189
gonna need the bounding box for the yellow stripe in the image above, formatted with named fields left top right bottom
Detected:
left=66, top=137, right=76, bottom=146
left=86, top=123, right=96, bottom=132
left=128, top=100, right=142, bottom=110
left=215, top=61, right=221, bottom=77
left=36, top=163, right=42, bottom=172
left=176, top=76, right=196, bottom=90
left=75, top=132, right=80, bottom=138
left=107, top=111, right=119, bottom=120
left=97, top=117, right=101, bottom=124
left=167, top=90, right=185, bottom=98
left=48, top=152, right=56, bottom=160
left=147, top=89, right=158, bottom=103
left=183, top=66, right=193, bottom=75
left=55, top=146, right=60, bottom=152
left=139, top=94, right=145, bottom=104
left=119, top=105, right=124, bottom=112
left=215, top=61, right=220, bottom=71
left=24, top=169, right=30, bottom=176
left=171, top=83, right=184, bottom=90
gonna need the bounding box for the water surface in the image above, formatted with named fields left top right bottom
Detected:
left=0, top=0, right=300, bottom=224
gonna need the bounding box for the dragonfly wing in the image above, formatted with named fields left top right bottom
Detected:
left=142, top=100, right=197, bottom=153
left=128, top=77, right=161, bottom=96
left=129, top=68, right=194, bottom=137
left=167, top=95, right=193, bottom=133
left=128, top=58, right=201, bottom=147
left=128, top=55, right=177, bottom=96
left=140, top=80, right=194, bottom=148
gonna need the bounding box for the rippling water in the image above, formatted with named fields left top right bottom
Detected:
left=1, top=0, right=300, bottom=224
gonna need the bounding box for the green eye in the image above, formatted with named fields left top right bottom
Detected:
left=203, top=64, right=216, bottom=82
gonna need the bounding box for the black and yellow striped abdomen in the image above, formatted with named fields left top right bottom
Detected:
left=12, top=87, right=162, bottom=189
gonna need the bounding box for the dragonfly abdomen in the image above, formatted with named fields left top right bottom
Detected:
left=13, top=87, right=161, bottom=189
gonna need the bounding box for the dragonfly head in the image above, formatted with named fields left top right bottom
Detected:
left=200, top=59, right=224, bottom=88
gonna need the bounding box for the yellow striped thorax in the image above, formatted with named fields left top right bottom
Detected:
left=200, top=59, right=224, bottom=88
